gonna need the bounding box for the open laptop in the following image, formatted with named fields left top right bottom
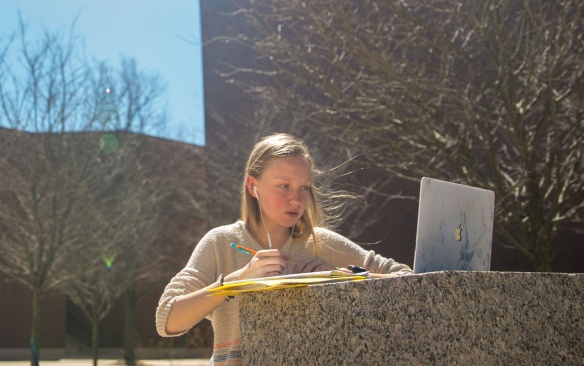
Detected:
left=413, top=177, right=495, bottom=274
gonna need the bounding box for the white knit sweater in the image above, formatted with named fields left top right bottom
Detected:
left=156, top=221, right=412, bottom=365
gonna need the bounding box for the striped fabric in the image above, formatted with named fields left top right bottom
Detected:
left=211, top=339, right=242, bottom=365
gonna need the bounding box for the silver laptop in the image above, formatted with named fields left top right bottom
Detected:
left=413, top=177, right=495, bottom=274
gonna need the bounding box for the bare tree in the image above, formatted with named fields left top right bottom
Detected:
left=217, top=0, right=583, bottom=271
left=0, top=21, right=102, bottom=361
left=57, top=133, right=170, bottom=366
left=0, top=21, right=182, bottom=364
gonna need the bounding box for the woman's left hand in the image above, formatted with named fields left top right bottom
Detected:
left=288, top=256, right=336, bottom=273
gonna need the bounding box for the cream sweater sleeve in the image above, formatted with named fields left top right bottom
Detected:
left=155, top=229, right=219, bottom=337
left=314, top=227, right=413, bottom=275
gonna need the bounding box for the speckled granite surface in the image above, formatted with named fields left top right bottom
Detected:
left=239, top=271, right=583, bottom=365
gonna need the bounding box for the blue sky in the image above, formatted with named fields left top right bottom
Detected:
left=1, top=0, right=205, bottom=146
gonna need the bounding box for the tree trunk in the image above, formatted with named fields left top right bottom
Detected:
left=92, top=313, right=100, bottom=366
left=532, top=235, right=554, bottom=272
left=30, top=287, right=42, bottom=366
left=123, top=289, right=137, bottom=366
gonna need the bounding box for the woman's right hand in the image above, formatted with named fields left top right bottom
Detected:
left=226, top=249, right=291, bottom=282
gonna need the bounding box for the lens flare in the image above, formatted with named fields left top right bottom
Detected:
left=101, top=252, right=117, bottom=269
left=99, top=133, right=119, bottom=153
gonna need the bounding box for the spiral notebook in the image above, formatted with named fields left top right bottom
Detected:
left=413, top=177, right=495, bottom=274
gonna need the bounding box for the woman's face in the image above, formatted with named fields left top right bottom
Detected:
left=251, top=156, right=312, bottom=232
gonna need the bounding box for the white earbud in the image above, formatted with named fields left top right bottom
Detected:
left=253, top=186, right=259, bottom=198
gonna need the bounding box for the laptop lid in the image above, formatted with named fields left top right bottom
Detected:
left=413, top=177, right=495, bottom=274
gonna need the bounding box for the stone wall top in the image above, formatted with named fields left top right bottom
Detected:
left=240, top=271, right=583, bottom=365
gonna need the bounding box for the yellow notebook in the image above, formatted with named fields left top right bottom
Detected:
left=207, top=270, right=369, bottom=297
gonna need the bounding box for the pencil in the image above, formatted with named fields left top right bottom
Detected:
left=230, top=243, right=257, bottom=256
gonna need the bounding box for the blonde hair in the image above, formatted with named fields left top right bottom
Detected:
left=241, top=133, right=325, bottom=246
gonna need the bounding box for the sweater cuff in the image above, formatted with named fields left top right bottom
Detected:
left=156, top=297, right=189, bottom=337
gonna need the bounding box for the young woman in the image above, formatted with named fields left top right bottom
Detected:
left=156, top=133, right=412, bottom=365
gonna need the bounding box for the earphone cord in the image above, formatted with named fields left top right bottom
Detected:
left=257, top=193, right=294, bottom=251
left=257, top=194, right=273, bottom=249
left=254, top=187, right=294, bottom=249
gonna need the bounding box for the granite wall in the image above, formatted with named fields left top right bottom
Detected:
left=240, top=271, right=583, bottom=365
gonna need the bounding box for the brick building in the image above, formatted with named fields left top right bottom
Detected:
left=0, top=129, right=210, bottom=360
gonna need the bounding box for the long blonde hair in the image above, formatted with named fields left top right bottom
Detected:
left=241, top=133, right=325, bottom=245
